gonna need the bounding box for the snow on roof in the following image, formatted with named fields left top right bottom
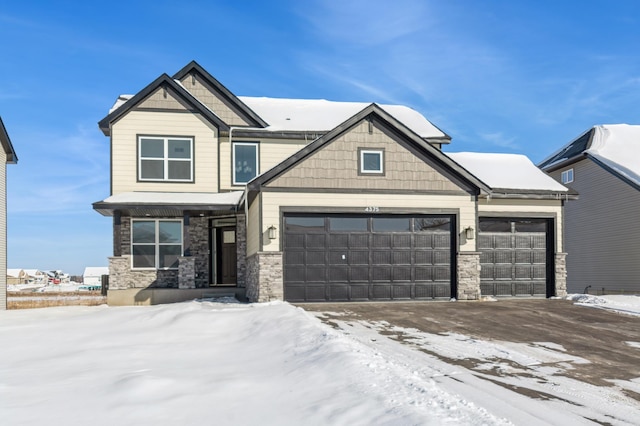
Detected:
left=238, top=97, right=446, bottom=138
left=447, top=152, right=569, bottom=192
left=109, top=94, right=446, bottom=139
left=7, top=269, right=23, bottom=277
left=587, top=124, right=640, bottom=187
left=83, top=267, right=109, bottom=277
left=100, top=191, right=244, bottom=205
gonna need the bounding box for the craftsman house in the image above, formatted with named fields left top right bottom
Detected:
left=540, top=124, right=640, bottom=294
left=94, top=61, right=573, bottom=305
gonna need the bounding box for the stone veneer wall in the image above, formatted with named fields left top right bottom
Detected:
left=457, top=252, right=481, bottom=300
left=178, top=257, right=196, bottom=289
left=109, top=256, right=178, bottom=289
left=246, top=252, right=283, bottom=302
left=188, top=217, right=210, bottom=288
left=554, top=252, right=567, bottom=297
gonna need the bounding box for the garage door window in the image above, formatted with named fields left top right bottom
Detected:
left=479, top=219, right=511, bottom=232
left=285, top=216, right=325, bottom=232
left=416, top=218, right=451, bottom=232
left=515, top=220, right=547, bottom=232
left=372, top=217, right=410, bottom=232
left=329, top=217, right=368, bottom=231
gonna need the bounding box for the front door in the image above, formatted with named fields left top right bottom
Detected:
left=217, top=227, right=237, bottom=285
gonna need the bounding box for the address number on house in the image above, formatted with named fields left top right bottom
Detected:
left=364, top=206, right=380, bottom=212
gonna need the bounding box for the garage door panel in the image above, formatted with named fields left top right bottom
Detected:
left=393, top=251, right=412, bottom=265
left=371, top=285, right=391, bottom=300
left=329, top=234, right=349, bottom=248
left=372, top=250, right=391, bottom=264
left=305, top=285, right=327, bottom=302
left=329, top=285, right=349, bottom=301
left=350, top=266, right=369, bottom=282
left=306, top=251, right=326, bottom=265
left=479, top=218, right=551, bottom=298
left=415, top=251, right=433, bottom=265
left=350, top=285, right=369, bottom=300
left=349, top=234, right=369, bottom=248
left=393, top=234, right=411, bottom=248
left=329, top=267, right=348, bottom=282
left=392, top=266, right=411, bottom=281
left=372, top=266, right=391, bottom=281
left=285, top=234, right=305, bottom=249
left=372, top=234, right=392, bottom=248
left=305, top=266, right=326, bottom=282
left=284, top=214, right=454, bottom=302
left=392, top=284, right=412, bottom=299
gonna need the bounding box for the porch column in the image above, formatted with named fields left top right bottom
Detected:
left=555, top=252, right=567, bottom=297
left=113, top=210, right=122, bottom=256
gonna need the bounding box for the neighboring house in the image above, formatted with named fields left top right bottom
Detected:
left=0, top=117, right=17, bottom=310
left=8, top=269, right=48, bottom=285
left=539, top=124, right=640, bottom=294
left=83, top=266, right=109, bottom=287
left=94, top=61, right=573, bottom=306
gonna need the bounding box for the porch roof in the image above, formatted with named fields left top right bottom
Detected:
left=92, top=191, right=244, bottom=217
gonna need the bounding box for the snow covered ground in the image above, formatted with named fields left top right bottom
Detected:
left=0, top=295, right=639, bottom=425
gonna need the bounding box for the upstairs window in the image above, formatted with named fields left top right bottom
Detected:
left=139, top=136, right=193, bottom=182
left=359, top=149, right=384, bottom=174
left=233, top=142, right=259, bottom=185
left=561, top=168, right=574, bottom=184
left=131, top=219, right=182, bottom=269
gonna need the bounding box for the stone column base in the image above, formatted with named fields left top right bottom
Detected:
left=457, top=252, right=481, bottom=300
left=246, top=252, right=284, bottom=302
left=555, top=252, right=567, bottom=297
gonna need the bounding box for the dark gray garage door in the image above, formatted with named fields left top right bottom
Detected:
left=478, top=218, right=553, bottom=297
left=283, top=214, right=454, bottom=302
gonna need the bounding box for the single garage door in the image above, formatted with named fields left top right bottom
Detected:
left=478, top=218, right=553, bottom=297
left=283, top=214, right=454, bottom=302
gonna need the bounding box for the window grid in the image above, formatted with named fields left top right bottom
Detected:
left=131, top=219, right=183, bottom=270
left=138, top=136, right=193, bottom=182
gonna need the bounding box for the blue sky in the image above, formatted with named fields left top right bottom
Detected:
left=2, top=0, right=640, bottom=274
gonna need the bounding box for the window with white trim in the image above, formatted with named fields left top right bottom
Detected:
left=131, top=219, right=182, bottom=269
left=359, top=149, right=384, bottom=174
left=561, top=168, right=574, bottom=184
left=233, top=142, right=259, bottom=185
left=138, top=136, right=193, bottom=182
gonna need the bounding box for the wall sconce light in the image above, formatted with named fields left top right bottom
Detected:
left=464, top=226, right=475, bottom=240
left=267, top=225, right=277, bottom=240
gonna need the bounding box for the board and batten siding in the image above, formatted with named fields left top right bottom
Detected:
left=477, top=198, right=564, bottom=252
left=219, top=137, right=309, bottom=191
left=111, top=111, right=219, bottom=194
left=259, top=192, right=477, bottom=252
left=0, top=148, right=6, bottom=310
left=549, top=159, right=640, bottom=293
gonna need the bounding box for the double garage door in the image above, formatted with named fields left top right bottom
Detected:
left=478, top=218, right=553, bottom=297
left=283, top=214, right=455, bottom=302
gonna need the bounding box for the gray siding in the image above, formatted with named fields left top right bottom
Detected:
left=549, top=159, right=640, bottom=293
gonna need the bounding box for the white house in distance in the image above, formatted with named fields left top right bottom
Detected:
left=540, top=124, right=640, bottom=294
left=83, top=267, right=109, bottom=287
left=0, top=116, right=18, bottom=310
left=93, top=61, right=574, bottom=306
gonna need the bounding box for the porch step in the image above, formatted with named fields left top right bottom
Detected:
left=202, top=292, right=236, bottom=299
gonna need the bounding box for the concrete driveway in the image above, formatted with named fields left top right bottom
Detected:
left=300, top=299, right=640, bottom=393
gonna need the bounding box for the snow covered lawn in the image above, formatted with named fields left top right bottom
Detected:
left=1, top=295, right=639, bottom=425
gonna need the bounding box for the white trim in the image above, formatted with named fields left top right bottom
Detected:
left=232, top=141, right=259, bottom=185
left=561, top=168, right=574, bottom=184
left=131, top=218, right=183, bottom=270
left=360, top=149, right=384, bottom=174
left=138, top=136, right=194, bottom=182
